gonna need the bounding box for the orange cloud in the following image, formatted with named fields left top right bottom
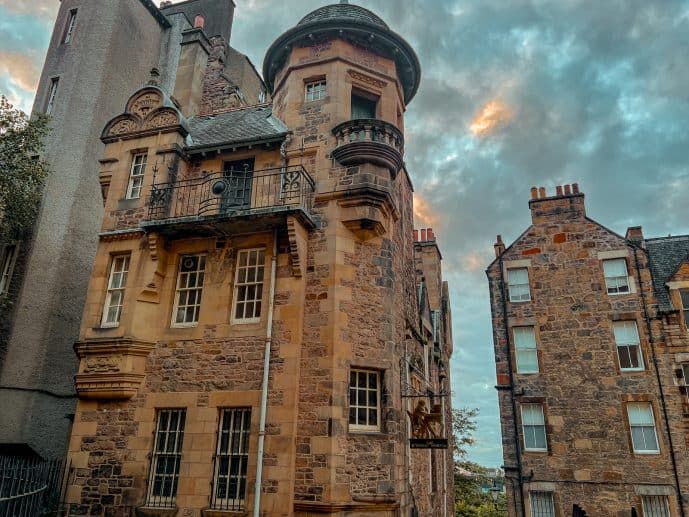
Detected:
left=470, top=99, right=514, bottom=137
left=413, top=193, right=441, bottom=228
left=0, top=52, right=41, bottom=93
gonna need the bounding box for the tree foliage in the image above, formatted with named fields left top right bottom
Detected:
left=0, top=96, right=50, bottom=241
left=452, top=408, right=507, bottom=516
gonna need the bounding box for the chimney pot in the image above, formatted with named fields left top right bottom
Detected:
left=194, top=15, right=205, bottom=29
left=413, top=230, right=419, bottom=242
left=428, top=228, right=435, bottom=241
left=494, top=234, right=506, bottom=258
left=530, top=187, right=538, bottom=200
left=556, top=185, right=563, bottom=196
left=572, top=183, right=580, bottom=194
left=421, top=229, right=427, bottom=241
left=539, top=187, right=546, bottom=198
left=564, top=184, right=572, bottom=195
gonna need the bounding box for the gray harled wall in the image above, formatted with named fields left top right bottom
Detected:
left=0, top=0, right=166, bottom=459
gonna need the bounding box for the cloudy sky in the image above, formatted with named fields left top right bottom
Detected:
left=2, top=0, right=689, bottom=467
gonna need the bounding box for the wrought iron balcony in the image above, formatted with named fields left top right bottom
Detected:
left=143, top=166, right=315, bottom=234
left=331, top=119, right=404, bottom=175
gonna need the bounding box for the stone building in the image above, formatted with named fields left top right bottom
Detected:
left=0, top=0, right=268, bottom=462
left=487, top=184, right=689, bottom=516
left=58, top=1, right=454, bottom=516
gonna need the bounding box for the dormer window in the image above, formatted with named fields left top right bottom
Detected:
left=680, top=289, right=689, bottom=328
left=351, top=90, right=377, bottom=119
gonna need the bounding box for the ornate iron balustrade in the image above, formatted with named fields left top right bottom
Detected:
left=147, top=166, right=315, bottom=223
left=331, top=119, right=404, bottom=175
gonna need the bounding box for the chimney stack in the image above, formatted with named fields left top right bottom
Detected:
left=529, top=183, right=586, bottom=224
left=625, top=226, right=644, bottom=246
left=494, top=235, right=506, bottom=258
left=413, top=228, right=437, bottom=243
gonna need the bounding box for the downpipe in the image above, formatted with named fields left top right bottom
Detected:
left=253, top=229, right=278, bottom=517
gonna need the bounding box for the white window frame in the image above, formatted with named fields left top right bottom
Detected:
left=521, top=403, right=547, bottom=452
left=0, top=244, right=18, bottom=295
left=126, top=153, right=147, bottom=199
left=62, top=9, right=77, bottom=44
left=146, top=409, right=186, bottom=508
left=349, top=369, right=381, bottom=433
left=514, top=326, right=539, bottom=374
left=171, top=254, right=206, bottom=328
left=627, top=402, right=660, bottom=454
left=680, top=289, right=689, bottom=330
left=101, top=254, right=130, bottom=328
left=642, top=495, right=671, bottom=517
left=530, top=491, right=555, bottom=517
left=46, top=77, right=59, bottom=115
left=305, top=80, right=327, bottom=102
left=211, top=408, right=251, bottom=511
left=681, top=364, right=689, bottom=404
left=603, top=258, right=630, bottom=295
left=232, top=248, right=265, bottom=324
left=613, top=321, right=644, bottom=372
left=507, top=268, right=531, bottom=302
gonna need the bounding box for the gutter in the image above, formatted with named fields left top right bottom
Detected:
left=634, top=247, right=685, bottom=517
left=253, top=229, right=278, bottom=517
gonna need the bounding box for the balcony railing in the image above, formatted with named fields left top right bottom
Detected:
left=331, top=119, right=404, bottom=174
left=146, top=166, right=315, bottom=226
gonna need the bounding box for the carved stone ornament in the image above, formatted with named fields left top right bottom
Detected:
left=348, top=70, right=387, bottom=90
left=102, top=87, right=183, bottom=141
left=83, top=355, right=120, bottom=373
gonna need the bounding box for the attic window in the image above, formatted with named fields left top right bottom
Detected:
left=681, top=289, right=689, bottom=328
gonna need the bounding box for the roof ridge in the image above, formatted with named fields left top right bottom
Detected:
left=193, top=102, right=272, bottom=119
left=645, top=234, right=689, bottom=242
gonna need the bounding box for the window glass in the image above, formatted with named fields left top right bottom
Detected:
left=521, top=404, right=547, bottom=451
left=351, top=94, right=377, bottom=119
left=627, top=403, right=659, bottom=453
left=46, top=78, right=59, bottom=115
left=613, top=321, right=644, bottom=371
left=126, top=153, right=147, bottom=199
left=146, top=409, right=186, bottom=507
left=349, top=369, right=381, bottom=431
left=233, top=249, right=265, bottom=322
left=603, top=258, right=630, bottom=295
left=305, top=80, right=326, bottom=102
left=101, top=255, right=130, bottom=327
left=514, top=327, right=538, bottom=374
left=211, top=409, right=251, bottom=511
left=530, top=491, right=555, bottom=517
left=172, top=255, right=206, bottom=326
left=508, top=268, right=531, bottom=302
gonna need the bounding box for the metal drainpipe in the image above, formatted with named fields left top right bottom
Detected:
left=497, top=257, right=526, bottom=517
left=253, top=229, right=278, bottom=517
left=633, top=247, right=685, bottom=517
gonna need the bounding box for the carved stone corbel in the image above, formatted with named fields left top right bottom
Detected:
left=138, top=232, right=168, bottom=303
left=286, top=215, right=308, bottom=277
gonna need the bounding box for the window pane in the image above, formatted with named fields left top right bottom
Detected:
left=508, top=268, right=529, bottom=284
left=517, top=350, right=539, bottom=373
left=603, top=258, right=627, bottom=277
left=514, top=327, right=536, bottom=349
left=613, top=321, right=639, bottom=344
left=642, top=496, right=670, bottom=517
left=172, top=254, right=205, bottom=325
left=233, top=249, right=265, bottom=322
left=628, top=403, right=654, bottom=425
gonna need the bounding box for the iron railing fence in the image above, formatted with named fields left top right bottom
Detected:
left=0, top=456, right=67, bottom=517
left=147, top=166, right=315, bottom=223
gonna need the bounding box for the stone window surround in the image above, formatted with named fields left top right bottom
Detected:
left=667, top=281, right=689, bottom=332
left=519, top=398, right=548, bottom=454
left=621, top=396, right=662, bottom=456
left=129, top=391, right=260, bottom=513
left=524, top=482, right=558, bottom=517
left=503, top=259, right=532, bottom=303
left=598, top=250, right=638, bottom=295
left=304, top=76, right=327, bottom=102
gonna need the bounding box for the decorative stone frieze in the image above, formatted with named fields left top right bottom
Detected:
left=74, top=338, right=156, bottom=400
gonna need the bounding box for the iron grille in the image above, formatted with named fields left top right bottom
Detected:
left=210, top=408, right=251, bottom=511
left=642, top=496, right=670, bottom=517
left=145, top=409, right=186, bottom=508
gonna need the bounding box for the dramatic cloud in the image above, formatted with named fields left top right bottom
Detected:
left=6, top=0, right=689, bottom=467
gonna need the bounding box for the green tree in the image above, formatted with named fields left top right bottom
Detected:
left=0, top=96, right=50, bottom=242
left=452, top=408, right=507, bottom=516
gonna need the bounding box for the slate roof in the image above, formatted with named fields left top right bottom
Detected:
left=645, top=234, right=689, bottom=312
left=298, top=4, right=389, bottom=29
left=186, top=106, right=288, bottom=150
